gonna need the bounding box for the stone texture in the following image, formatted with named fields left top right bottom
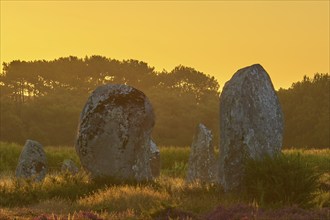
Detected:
left=15, top=140, right=47, bottom=181
left=149, top=139, right=160, bottom=178
left=218, top=64, right=284, bottom=191
left=61, top=159, right=79, bottom=174
left=186, top=123, right=216, bottom=183
left=75, top=84, right=155, bottom=181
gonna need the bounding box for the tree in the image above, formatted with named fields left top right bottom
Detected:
left=277, top=73, right=329, bottom=148
left=0, top=56, right=220, bottom=147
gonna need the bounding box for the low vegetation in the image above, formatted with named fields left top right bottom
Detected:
left=0, top=142, right=329, bottom=219
left=244, top=153, right=324, bottom=208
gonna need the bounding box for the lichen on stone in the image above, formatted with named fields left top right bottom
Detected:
left=75, top=84, right=155, bottom=182
left=16, top=140, right=47, bottom=182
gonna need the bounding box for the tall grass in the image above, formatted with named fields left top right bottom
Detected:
left=0, top=142, right=329, bottom=219
left=283, top=149, right=330, bottom=174
left=0, top=142, right=80, bottom=174
left=244, top=153, right=322, bottom=208
left=44, top=146, right=80, bottom=172
left=160, top=146, right=190, bottom=178
left=0, top=142, right=22, bottom=174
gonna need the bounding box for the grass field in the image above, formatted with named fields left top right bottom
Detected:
left=0, top=142, right=329, bottom=219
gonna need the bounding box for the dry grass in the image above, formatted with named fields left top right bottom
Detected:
left=77, top=184, right=170, bottom=213
left=0, top=142, right=329, bottom=219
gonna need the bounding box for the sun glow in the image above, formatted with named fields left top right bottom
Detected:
left=1, top=1, right=329, bottom=89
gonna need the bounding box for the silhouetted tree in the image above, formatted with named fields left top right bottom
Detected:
left=1, top=56, right=327, bottom=148
left=0, top=56, right=219, bottom=146
left=278, top=73, right=329, bottom=148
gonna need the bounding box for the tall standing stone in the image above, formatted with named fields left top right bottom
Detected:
left=16, top=140, right=47, bottom=181
left=75, top=84, right=155, bottom=181
left=186, top=123, right=216, bottom=183
left=218, top=64, right=284, bottom=191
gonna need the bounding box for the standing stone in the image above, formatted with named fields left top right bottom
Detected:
left=61, top=159, right=79, bottom=174
left=16, top=140, right=47, bottom=181
left=149, top=139, right=160, bottom=178
left=75, top=84, right=155, bottom=181
left=218, top=64, right=284, bottom=191
left=186, top=123, right=216, bottom=183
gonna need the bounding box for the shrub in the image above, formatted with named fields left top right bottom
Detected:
left=244, top=153, right=321, bottom=208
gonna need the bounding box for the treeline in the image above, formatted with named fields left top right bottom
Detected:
left=0, top=56, right=219, bottom=146
left=277, top=74, right=329, bottom=148
left=0, top=56, right=329, bottom=148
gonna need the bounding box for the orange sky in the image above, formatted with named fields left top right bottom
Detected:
left=1, top=1, right=329, bottom=89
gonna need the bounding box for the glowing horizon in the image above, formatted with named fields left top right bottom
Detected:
left=1, top=1, right=329, bottom=89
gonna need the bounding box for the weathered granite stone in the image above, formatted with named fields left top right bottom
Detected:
left=149, top=139, right=160, bottom=178
left=15, top=140, right=47, bottom=181
left=186, top=123, right=216, bottom=183
left=218, top=64, right=284, bottom=191
left=75, top=84, right=155, bottom=181
left=61, top=159, right=79, bottom=174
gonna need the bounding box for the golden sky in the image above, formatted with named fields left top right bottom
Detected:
left=1, top=1, right=329, bottom=89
